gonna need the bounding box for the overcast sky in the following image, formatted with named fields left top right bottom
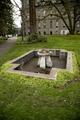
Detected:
left=11, top=0, right=21, bottom=28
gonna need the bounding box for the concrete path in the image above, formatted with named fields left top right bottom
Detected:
left=0, top=37, right=17, bottom=56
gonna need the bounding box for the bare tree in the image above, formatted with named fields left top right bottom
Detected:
left=38, top=0, right=80, bottom=34
left=12, top=0, right=27, bottom=40
left=29, top=0, right=37, bottom=34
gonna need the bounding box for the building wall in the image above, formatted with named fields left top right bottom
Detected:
left=21, top=0, right=80, bottom=35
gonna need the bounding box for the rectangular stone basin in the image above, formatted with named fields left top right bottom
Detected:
left=8, top=49, right=73, bottom=80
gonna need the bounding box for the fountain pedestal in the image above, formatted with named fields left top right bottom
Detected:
left=37, top=49, right=52, bottom=69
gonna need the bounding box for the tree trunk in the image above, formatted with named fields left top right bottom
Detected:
left=29, top=0, right=37, bottom=34
left=21, top=22, right=24, bottom=41
left=69, top=29, right=75, bottom=35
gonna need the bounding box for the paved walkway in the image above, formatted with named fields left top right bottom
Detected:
left=0, top=37, right=17, bottom=56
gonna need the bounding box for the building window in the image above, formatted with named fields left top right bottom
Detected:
left=63, top=25, right=65, bottom=28
left=50, top=31, right=52, bottom=35
left=44, top=31, right=46, bottom=35
left=77, top=21, right=80, bottom=27
left=43, top=20, right=46, bottom=29
left=44, top=24, right=46, bottom=28
left=38, top=23, right=41, bottom=29
left=39, top=31, right=41, bottom=35
left=56, top=22, right=58, bottom=28
left=50, top=14, right=52, bottom=17
left=63, top=31, right=65, bottom=34
left=76, top=30, right=80, bottom=34
left=43, top=10, right=46, bottom=16
left=50, top=21, right=53, bottom=28
left=50, top=11, right=53, bottom=17
left=56, top=26, right=58, bottom=28
left=56, top=22, right=58, bottom=26
left=28, top=32, right=30, bottom=35
left=39, top=26, right=41, bottom=29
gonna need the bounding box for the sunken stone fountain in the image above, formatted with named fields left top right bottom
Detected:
left=8, top=49, right=73, bottom=80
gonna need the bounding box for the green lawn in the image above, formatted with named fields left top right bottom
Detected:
left=0, top=35, right=80, bottom=120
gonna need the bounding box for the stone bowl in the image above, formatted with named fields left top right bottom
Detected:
left=37, top=49, right=52, bottom=56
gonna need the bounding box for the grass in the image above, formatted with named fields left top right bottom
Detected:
left=0, top=35, right=80, bottom=66
left=0, top=35, right=80, bottom=120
